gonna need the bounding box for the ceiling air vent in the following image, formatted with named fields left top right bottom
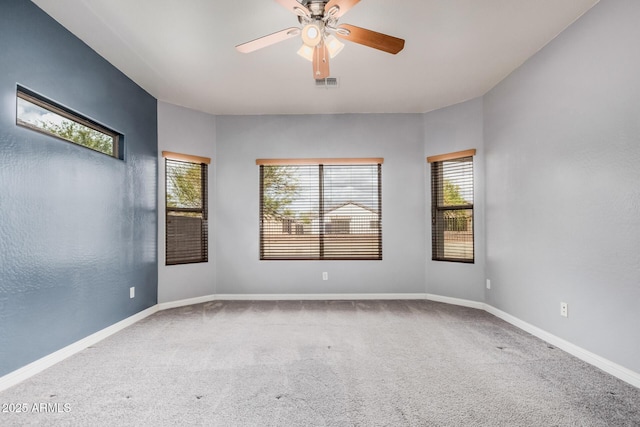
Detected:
left=315, top=77, right=339, bottom=88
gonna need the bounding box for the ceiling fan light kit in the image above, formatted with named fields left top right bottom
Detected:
left=325, top=34, right=344, bottom=58
left=297, top=44, right=314, bottom=61
left=301, top=23, right=322, bottom=46
left=236, top=0, right=405, bottom=80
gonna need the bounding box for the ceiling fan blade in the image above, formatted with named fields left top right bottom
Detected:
left=236, top=27, right=301, bottom=53
left=274, top=0, right=310, bottom=18
left=324, top=0, right=361, bottom=18
left=336, top=24, right=405, bottom=54
left=312, top=43, right=330, bottom=79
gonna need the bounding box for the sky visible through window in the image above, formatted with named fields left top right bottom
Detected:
left=17, top=97, right=66, bottom=128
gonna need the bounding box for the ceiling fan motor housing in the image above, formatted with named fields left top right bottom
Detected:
left=299, top=1, right=333, bottom=47
left=304, top=0, right=329, bottom=18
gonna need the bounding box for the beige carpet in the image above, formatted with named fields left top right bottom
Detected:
left=1, top=300, right=639, bottom=426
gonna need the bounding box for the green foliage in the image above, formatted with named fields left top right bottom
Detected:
left=167, top=163, right=202, bottom=209
left=39, top=119, right=113, bottom=155
left=262, top=166, right=299, bottom=218
left=299, top=211, right=313, bottom=225
left=443, top=180, right=467, bottom=206
left=443, top=180, right=470, bottom=231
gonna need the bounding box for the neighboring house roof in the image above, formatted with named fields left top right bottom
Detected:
left=325, top=202, right=378, bottom=216
left=263, top=202, right=378, bottom=222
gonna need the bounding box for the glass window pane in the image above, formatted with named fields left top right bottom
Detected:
left=16, top=90, right=117, bottom=157
left=431, top=155, right=474, bottom=263
left=260, top=163, right=382, bottom=260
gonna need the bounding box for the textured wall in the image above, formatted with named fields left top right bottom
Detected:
left=0, top=0, right=157, bottom=376
left=424, top=98, right=486, bottom=302
left=215, top=114, right=426, bottom=295
left=484, top=0, right=640, bottom=373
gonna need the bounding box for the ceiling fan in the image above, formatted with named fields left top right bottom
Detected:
left=236, top=0, right=405, bottom=80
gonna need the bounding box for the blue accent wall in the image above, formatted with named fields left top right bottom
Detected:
left=0, top=0, right=158, bottom=376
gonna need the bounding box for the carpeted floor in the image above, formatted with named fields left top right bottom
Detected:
left=1, top=300, right=639, bottom=426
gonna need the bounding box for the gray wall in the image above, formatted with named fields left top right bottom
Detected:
left=215, top=114, right=426, bottom=294
left=424, top=98, right=486, bottom=301
left=163, top=104, right=488, bottom=300
left=484, top=0, right=640, bottom=373
left=0, top=0, right=157, bottom=376
left=158, top=102, right=216, bottom=303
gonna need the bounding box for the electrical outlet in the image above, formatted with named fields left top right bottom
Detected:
left=560, top=302, right=568, bottom=317
left=130, top=287, right=135, bottom=299
left=322, top=272, right=328, bottom=281
left=486, top=279, right=491, bottom=289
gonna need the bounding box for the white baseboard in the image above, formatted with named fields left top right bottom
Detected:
left=158, top=293, right=429, bottom=310
left=160, top=293, right=482, bottom=308
left=484, top=305, right=640, bottom=389
left=430, top=296, right=640, bottom=388
left=157, top=294, right=216, bottom=310
left=425, top=293, right=486, bottom=310
left=214, top=293, right=429, bottom=301
left=3, top=294, right=638, bottom=392
left=0, top=305, right=158, bottom=393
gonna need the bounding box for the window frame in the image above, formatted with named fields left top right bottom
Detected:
left=16, top=86, right=121, bottom=159
left=257, top=158, right=383, bottom=261
left=427, top=149, right=476, bottom=264
left=163, top=151, right=210, bottom=266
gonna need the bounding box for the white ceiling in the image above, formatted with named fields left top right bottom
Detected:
left=31, top=0, right=598, bottom=115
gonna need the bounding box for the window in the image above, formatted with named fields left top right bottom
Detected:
left=257, top=158, right=383, bottom=260
left=428, top=149, right=475, bottom=263
left=163, top=151, right=210, bottom=265
left=16, top=87, right=121, bottom=158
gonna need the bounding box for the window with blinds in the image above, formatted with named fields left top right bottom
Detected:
left=164, top=152, right=209, bottom=265
left=257, top=159, right=383, bottom=260
left=428, top=150, right=475, bottom=263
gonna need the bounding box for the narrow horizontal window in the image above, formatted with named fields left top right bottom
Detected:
left=259, top=160, right=383, bottom=261
left=16, top=87, right=120, bottom=158
left=165, top=156, right=209, bottom=265
left=429, top=151, right=475, bottom=263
